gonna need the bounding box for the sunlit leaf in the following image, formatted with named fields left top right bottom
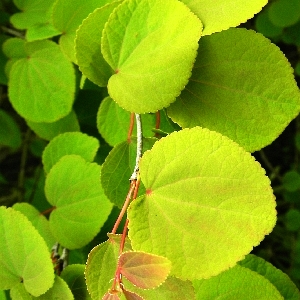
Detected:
left=102, top=0, right=202, bottom=113
left=128, top=127, right=276, bottom=280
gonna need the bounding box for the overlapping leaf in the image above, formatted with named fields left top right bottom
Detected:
left=193, top=264, right=283, bottom=299
left=42, top=132, right=99, bottom=173
left=8, top=40, right=75, bottom=123
left=45, top=155, right=113, bottom=249
left=101, top=138, right=156, bottom=208
left=52, top=0, right=114, bottom=63
left=180, top=0, right=267, bottom=35
left=26, top=110, right=80, bottom=141
left=168, top=28, right=300, bottom=152
left=119, top=251, right=171, bottom=289
left=128, top=127, right=276, bottom=280
left=75, top=2, right=121, bottom=86
left=97, top=97, right=156, bottom=146
left=0, top=207, right=54, bottom=296
left=102, top=0, right=202, bottom=113
left=239, top=254, right=300, bottom=300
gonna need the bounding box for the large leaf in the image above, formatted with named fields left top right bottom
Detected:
left=52, top=0, right=113, bottom=63
left=168, top=28, right=300, bottom=152
left=180, top=0, right=267, bottom=35
left=8, top=40, right=75, bottom=123
left=42, top=132, right=100, bottom=173
left=128, top=127, right=276, bottom=280
left=239, top=254, right=300, bottom=300
left=102, top=0, right=202, bottom=113
left=119, top=251, right=171, bottom=289
left=75, top=2, right=121, bottom=86
left=193, top=264, right=283, bottom=299
left=0, top=207, right=54, bottom=296
left=45, top=155, right=113, bottom=249
left=97, top=97, right=156, bottom=146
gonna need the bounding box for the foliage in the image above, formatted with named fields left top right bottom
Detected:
left=0, top=0, right=300, bottom=299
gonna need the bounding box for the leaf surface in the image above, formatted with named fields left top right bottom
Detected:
left=0, top=207, right=54, bottom=296
left=0, top=109, right=21, bottom=148
left=122, top=289, right=144, bottom=300
left=180, top=0, right=267, bottom=35
left=128, top=127, right=276, bottom=280
left=42, top=132, right=99, bottom=173
left=8, top=40, right=75, bottom=123
left=168, top=28, right=300, bottom=152
left=45, top=155, right=113, bottom=249
left=26, top=110, right=80, bottom=141
left=193, top=264, right=283, bottom=299
left=102, top=0, right=202, bottom=113
left=119, top=251, right=171, bottom=289
left=239, top=254, right=300, bottom=300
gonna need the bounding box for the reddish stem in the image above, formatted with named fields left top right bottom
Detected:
left=40, top=206, right=56, bottom=216
left=127, top=113, right=135, bottom=143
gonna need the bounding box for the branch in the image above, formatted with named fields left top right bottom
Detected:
left=130, top=114, right=142, bottom=181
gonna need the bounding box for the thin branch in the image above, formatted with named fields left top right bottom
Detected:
left=1, top=26, right=25, bottom=38
left=127, top=113, right=135, bottom=143
left=130, top=114, right=142, bottom=181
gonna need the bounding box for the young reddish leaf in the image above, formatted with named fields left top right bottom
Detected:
left=102, top=292, right=120, bottom=300
left=123, top=289, right=144, bottom=300
left=119, top=251, right=171, bottom=289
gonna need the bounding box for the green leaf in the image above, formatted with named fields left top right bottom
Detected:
left=26, top=110, right=80, bottom=141
left=8, top=40, right=76, bottom=123
left=0, top=35, right=9, bottom=85
left=12, top=203, right=56, bottom=250
left=119, top=251, right=171, bottom=289
left=42, top=132, right=100, bottom=173
left=45, top=155, right=113, bottom=249
left=102, top=0, right=202, bottom=113
left=128, top=127, right=276, bottom=280
left=0, top=109, right=21, bottom=148
left=282, top=170, right=300, bottom=192
left=35, top=276, right=74, bottom=300
left=61, top=264, right=92, bottom=300
left=180, top=0, right=267, bottom=36
left=10, top=0, right=56, bottom=30
left=75, top=2, right=121, bottom=87
left=0, top=207, right=54, bottom=296
left=239, top=254, right=300, bottom=300
left=101, top=138, right=156, bottom=208
left=52, top=0, right=113, bottom=63
left=2, top=37, right=26, bottom=59
left=10, top=283, right=33, bottom=300
left=285, top=209, right=300, bottom=232
left=268, top=0, right=300, bottom=28
left=97, top=97, right=156, bottom=146
left=193, top=264, right=283, bottom=299
left=168, top=28, right=300, bottom=152
left=255, top=9, right=283, bottom=38
left=25, top=23, right=61, bottom=42
left=85, top=234, right=132, bottom=300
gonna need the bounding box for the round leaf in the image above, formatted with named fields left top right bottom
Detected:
left=193, top=264, right=283, bottom=299
left=102, top=0, right=202, bottom=113
left=119, top=251, right=171, bottom=289
left=168, top=28, right=300, bottom=152
left=0, top=207, right=54, bottom=296
left=8, top=40, right=75, bottom=123
left=42, top=132, right=100, bottom=173
left=45, top=155, right=113, bottom=249
left=282, top=171, right=300, bottom=192
left=180, top=0, right=267, bottom=36
left=128, top=127, right=276, bottom=280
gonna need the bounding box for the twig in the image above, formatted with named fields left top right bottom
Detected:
left=130, top=114, right=142, bottom=181
left=1, top=26, right=25, bottom=38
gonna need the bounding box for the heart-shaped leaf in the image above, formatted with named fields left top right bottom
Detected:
left=119, top=251, right=171, bottom=289
left=128, top=127, right=276, bottom=280
left=102, top=0, right=202, bottom=113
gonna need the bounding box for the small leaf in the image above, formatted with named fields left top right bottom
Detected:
left=8, top=40, right=75, bottom=123
left=123, top=289, right=144, bottom=300
left=26, top=110, right=80, bottom=141
left=239, top=254, right=300, bottom=300
left=128, top=127, right=276, bottom=280
left=284, top=209, right=300, bottom=232
left=45, top=155, right=113, bottom=249
left=282, top=171, right=300, bottom=192
left=119, top=251, right=171, bottom=289
left=0, top=207, right=54, bottom=296
left=102, top=0, right=202, bottom=113
left=168, top=28, right=300, bottom=152
left=0, top=109, right=21, bottom=148
left=42, top=132, right=100, bottom=173
left=180, top=0, right=267, bottom=36
left=193, top=264, right=283, bottom=299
